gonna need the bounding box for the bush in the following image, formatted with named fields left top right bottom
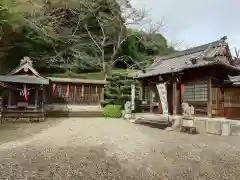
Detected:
left=103, top=105, right=122, bottom=118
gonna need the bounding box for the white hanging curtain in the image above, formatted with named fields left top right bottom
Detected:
left=156, top=83, right=168, bottom=114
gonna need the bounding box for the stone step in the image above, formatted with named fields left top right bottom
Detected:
left=46, top=111, right=103, bottom=117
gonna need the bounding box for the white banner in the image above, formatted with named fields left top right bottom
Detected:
left=131, top=84, right=135, bottom=111
left=156, top=83, right=168, bottom=114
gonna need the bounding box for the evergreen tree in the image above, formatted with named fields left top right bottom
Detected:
left=104, top=72, right=140, bottom=107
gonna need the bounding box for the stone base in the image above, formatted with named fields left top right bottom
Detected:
left=2, top=117, right=45, bottom=123
left=45, top=104, right=102, bottom=112
left=172, top=116, right=182, bottom=129
left=171, top=115, right=240, bottom=136
left=182, top=116, right=194, bottom=120
left=123, top=113, right=132, bottom=120
left=45, top=104, right=103, bottom=117
left=195, top=118, right=206, bottom=134
left=205, top=119, right=222, bottom=135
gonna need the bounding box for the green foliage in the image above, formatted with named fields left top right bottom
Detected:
left=120, top=30, right=176, bottom=69
left=104, top=72, right=140, bottom=106
left=103, top=104, right=122, bottom=118
left=0, top=0, right=176, bottom=75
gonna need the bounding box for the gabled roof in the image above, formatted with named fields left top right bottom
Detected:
left=9, top=57, right=42, bottom=78
left=0, top=75, right=49, bottom=85
left=0, top=57, right=49, bottom=85
left=135, top=36, right=240, bottom=79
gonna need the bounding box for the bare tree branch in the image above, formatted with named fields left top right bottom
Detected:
left=84, top=24, right=103, bottom=53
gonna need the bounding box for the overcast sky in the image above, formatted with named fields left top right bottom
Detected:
left=131, top=0, right=240, bottom=54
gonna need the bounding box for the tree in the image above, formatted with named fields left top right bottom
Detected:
left=0, top=0, right=23, bottom=73
left=20, top=0, right=160, bottom=77
left=104, top=72, right=140, bottom=106
left=18, top=0, right=126, bottom=75
left=0, top=0, right=176, bottom=75
left=83, top=0, right=151, bottom=77
left=118, top=29, right=176, bottom=69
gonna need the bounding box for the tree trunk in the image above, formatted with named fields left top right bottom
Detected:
left=102, top=61, right=109, bottom=80
left=110, top=49, right=119, bottom=69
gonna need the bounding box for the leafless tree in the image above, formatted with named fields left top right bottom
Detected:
left=84, top=0, right=166, bottom=78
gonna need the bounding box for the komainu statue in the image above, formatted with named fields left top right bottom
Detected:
left=181, top=102, right=196, bottom=134
left=182, top=102, right=194, bottom=117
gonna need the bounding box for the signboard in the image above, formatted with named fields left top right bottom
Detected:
left=156, top=83, right=168, bottom=114
left=131, top=84, right=135, bottom=111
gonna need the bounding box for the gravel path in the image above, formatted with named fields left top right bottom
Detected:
left=1, top=118, right=240, bottom=179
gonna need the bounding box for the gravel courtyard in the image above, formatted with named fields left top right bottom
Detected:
left=1, top=118, right=240, bottom=179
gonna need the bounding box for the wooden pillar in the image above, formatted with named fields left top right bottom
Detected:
left=81, top=85, right=84, bottom=98
left=173, top=81, right=177, bottom=115
left=207, top=77, right=212, bottom=117
left=35, top=89, right=38, bottom=107
left=41, top=86, right=45, bottom=112
left=95, top=85, right=98, bottom=103
left=150, top=86, right=154, bottom=113
left=74, top=85, right=77, bottom=104
left=139, top=84, right=143, bottom=101
left=101, top=86, right=104, bottom=102
left=8, top=91, right=11, bottom=107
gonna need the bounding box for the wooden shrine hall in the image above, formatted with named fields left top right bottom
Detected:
left=0, top=57, right=49, bottom=122
left=0, top=57, right=106, bottom=122
left=134, top=36, right=240, bottom=120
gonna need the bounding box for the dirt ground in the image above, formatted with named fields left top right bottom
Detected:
left=1, top=118, right=240, bottom=179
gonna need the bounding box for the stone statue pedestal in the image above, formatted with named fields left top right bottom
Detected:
left=180, top=102, right=196, bottom=134
left=123, top=101, right=133, bottom=120
left=182, top=116, right=194, bottom=120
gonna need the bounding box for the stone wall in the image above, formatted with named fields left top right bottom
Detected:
left=172, top=115, right=240, bottom=136
left=45, top=104, right=103, bottom=117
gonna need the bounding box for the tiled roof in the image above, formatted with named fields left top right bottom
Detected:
left=47, top=77, right=106, bottom=84
left=0, top=75, right=49, bottom=85
left=9, top=57, right=43, bottom=78
left=134, top=37, right=238, bottom=79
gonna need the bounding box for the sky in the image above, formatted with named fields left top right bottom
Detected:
left=131, top=0, right=240, bottom=55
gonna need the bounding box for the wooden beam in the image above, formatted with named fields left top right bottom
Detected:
left=208, top=77, right=212, bottom=117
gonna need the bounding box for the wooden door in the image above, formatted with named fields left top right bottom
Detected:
left=224, top=88, right=240, bottom=119
left=212, top=88, right=224, bottom=117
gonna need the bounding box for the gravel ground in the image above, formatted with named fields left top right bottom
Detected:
left=1, top=118, right=240, bottom=179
